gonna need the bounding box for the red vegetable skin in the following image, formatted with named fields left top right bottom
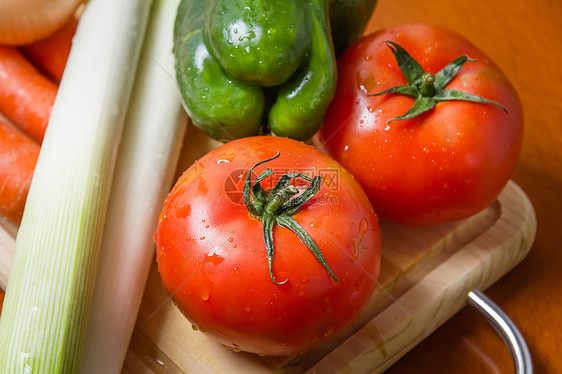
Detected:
left=0, top=45, right=58, bottom=144
left=155, top=136, right=381, bottom=356
left=21, top=16, right=78, bottom=83
left=0, top=119, right=40, bottom=223
left=316, top=23, right=523, bottom=226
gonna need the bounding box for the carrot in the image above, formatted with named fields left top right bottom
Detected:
left=0, top=45, right=57, bottom=144
left=0, top=119, right=40, bottom=223
left=21, top=16, right=78, bottom=83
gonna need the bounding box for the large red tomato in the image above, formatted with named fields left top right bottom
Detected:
left=155, top=136, right=381, bottom=356
left=315, top=23, right=523, bottom=225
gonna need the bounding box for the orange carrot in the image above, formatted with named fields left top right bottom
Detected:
left=0, top=119, right=40, bottom=223
left=21, top=16, right=78, bottom=83
left=0, top=45, right=57, bottom=144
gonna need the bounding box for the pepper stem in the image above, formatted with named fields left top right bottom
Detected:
left=243, top=152, right=338, bottom=284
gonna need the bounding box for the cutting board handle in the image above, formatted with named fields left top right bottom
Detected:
left=468, top=290, right=533, bottom=374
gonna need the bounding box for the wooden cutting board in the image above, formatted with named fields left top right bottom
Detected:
left=120, top=128, right=537, bottom=374
left=0, top=124, right=536, bottom=373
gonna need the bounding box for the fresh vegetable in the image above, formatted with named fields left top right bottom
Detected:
left=156, top=136, right=381, bottom=356
left=79, top=0, right=188, bottom=371
left=330, top=0, right=378, bottom=55
left=0, top=0, right=154, bottom=372
left=0, top=45, right=58, bottom=144
left=0, top=119, right=40, bottom=223
left=21, top=16, right=78, bottom=83
left=316, top=23, right=523, bottom=226
left=173, top=0, right=376, bottom=142
left=0, top=0, right=82, bottom=46
left=0, top=217, right=17, bottom=293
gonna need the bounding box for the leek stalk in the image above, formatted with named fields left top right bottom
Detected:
left=0, top=218, right=16, bottom=290
left=0, top=0, right=153, bottom=371
left=79, top=0, right=187, bottom=371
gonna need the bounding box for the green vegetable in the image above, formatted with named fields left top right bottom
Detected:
left=330, top=0, right=378, bottom=55
left=173, top=0, right=376, bottom=142
left=79, top=0, right=187, bottom=372
left=0, top=0, right=153, bottom=371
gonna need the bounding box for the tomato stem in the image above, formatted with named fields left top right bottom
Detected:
left=265, top=185, right=299, bottom=215
left=243, top=152, right=338, bottom=284
left=369, top=41, right=507, bottom=123
left=420, top=73, right=435, bottom=97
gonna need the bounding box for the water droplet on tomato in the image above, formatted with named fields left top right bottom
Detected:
left=200, top=236, right=206, bottom=240
left=244, top=306, right=251, bottom=312
left=233, top=267, right=240, bottom=276
left=423, top=147, right=430, bottom=154
left=174, top=202, right=191, bottom=218
left=200, top=279, right=212, bottom=301
left=228, top=237, right=234, bottom=242
left=216, top=152, right=236, bottom=164
left=356, top=278, right=363, bottom=292
left=352, top=219, right=368, bottom=260
left=198, top=177, right=208, bottom=194
left=203, top=252, right=225, bottom=265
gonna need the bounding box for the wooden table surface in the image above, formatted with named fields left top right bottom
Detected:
left=366, top=1, right=562, bottom=373
left=1, top=1, right=561, bottom=373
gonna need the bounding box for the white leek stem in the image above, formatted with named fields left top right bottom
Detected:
left=79, top=0, right=187, bottom=371
left=0, top=0, right=153, bottom=372
left=0, top=218, right=16, bottom=290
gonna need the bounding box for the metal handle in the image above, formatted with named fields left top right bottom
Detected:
left=468, top=289, right=533, bottom=374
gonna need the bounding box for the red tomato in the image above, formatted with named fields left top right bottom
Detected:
left=155, top=136, right=381, bottom=356
left=315, top=23, right=523, bottom=225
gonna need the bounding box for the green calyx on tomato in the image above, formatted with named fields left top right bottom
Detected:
left=370, top=41, right=507, bottom=123
left=243, top=152, right=338, bottom=285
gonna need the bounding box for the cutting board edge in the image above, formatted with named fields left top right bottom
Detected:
left=308, top=180, right=537, bottom=374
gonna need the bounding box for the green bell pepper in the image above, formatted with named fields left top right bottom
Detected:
left=173, top=0, right=376, bottom=142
